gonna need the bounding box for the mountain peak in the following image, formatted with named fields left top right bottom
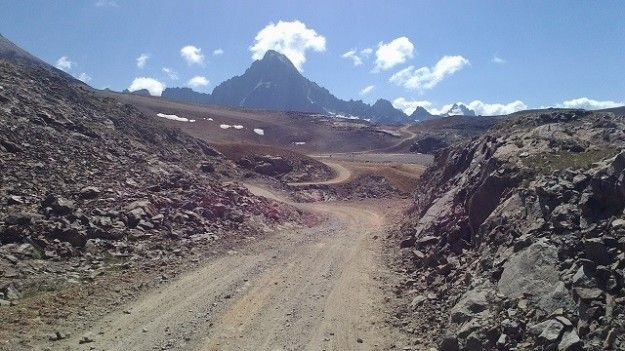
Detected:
left=168, top=48, right=410, bottom=124
left=262, top=49, right=288, bottom=60
left=256, top=50, right=299, bottom=72
left=372, top=99, right=393, bottom=107
left=410, top=106, right=433, bottom=121
left=444, top=103, right=476, bottom=117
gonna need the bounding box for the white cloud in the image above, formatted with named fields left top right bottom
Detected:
left=342, top=50, right=363, bottom=66
left=392, top=97, right=527, bottom=116
left=128, top=77, right=165, bottom=96
left=359, top=85, right=375, bottom=95
left=390, top=55, right=470, bottom=91
left=392, top=97, right=434, bottom=115
left=213, top=48, right=224, bottom=56
left=492, top=55, right=506, bottom=64
left=95, top=0, right=118, bottom=7
left=187, top=76, right=210, bottom=88
left=557, top=97, right=623, bottom=110
left=162, top=67, right=178, bottom=80
left=342, top=47, right=374, bottom=66
left=250, top=20, right=326, bottom=71
left=467, top=100, right=527, bottom=115
left=55, top=56, right=74, bottom=71
left=180, top=45, right=204, bottom=65
left=136, top=53, right=149, bottom=68
left=374, top=37, right=414, bottom=71
left=76, top=72, right=92, bottom=83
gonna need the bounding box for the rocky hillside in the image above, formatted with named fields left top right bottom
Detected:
left=0, top=59, right=303, bottom=310
left=397, top=111, right=625, bottom=350
left=408, top=116, right=499, bottom=154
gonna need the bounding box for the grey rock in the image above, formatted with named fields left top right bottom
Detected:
left=558, top=330, right=583, bottom=351
left=450, top=285, right=490, bottom=323
left=584, top=238, right=610, bottom=265
left=498, top=240, right=575, bottom=313
left=79, top=332, right=95, bottom=344
left=79, top=186, right=101, bottom=199
left=439, top=335, right=459, bottom=351
left=45, top=195, right=75, bottom=215
left=496, top=333, right=507, bottom=348
left=539, top=319, right=564, bottom=342
left=465, top=332, right=483, bottom=351
left=410, top=295, right=427, bottom=308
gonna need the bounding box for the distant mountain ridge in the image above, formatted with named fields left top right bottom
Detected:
left=160, top=51, right=482, bottom=124
left=162, top=50, right=412, bottom=124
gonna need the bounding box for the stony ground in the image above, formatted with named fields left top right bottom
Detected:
left=0, top=61, right=312, bottom=349
left=395, top=111, right=625, bottom=350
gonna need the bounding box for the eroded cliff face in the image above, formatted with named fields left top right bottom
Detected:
left=397, top=111, right=625, bottom=350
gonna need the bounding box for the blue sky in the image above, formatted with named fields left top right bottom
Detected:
left=1, top=0, right=623, bottom=115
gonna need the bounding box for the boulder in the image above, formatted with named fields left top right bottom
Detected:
left=253, top=155, right=293, bottom=176
left=583, top=238, right=610, bottom=265
left=43, top=195, right=75, bottom=216
left=198, top=161, right=215, bottom=173
left=6, top=212, right=41, bottom=225
left=0, top=139, right=22, bottom=153
left=558, top=330, right=583, bottom=351
left=538, top=319, right=565, bottom=342
left=50, top=224, right=87, bottom=247
left=450, top=284, right=491, bottom=323
left=498, top=240, right=575, bottom=313
left=79, top=186, right=101, bottom=199
left=123, top=200, right=156, bottom=228
left=439, top=335, right=460, bottom=351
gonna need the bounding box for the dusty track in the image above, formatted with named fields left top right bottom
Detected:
left=41, top=183, right=410, bottom=351
left=287, top=160, right=351, bottom=187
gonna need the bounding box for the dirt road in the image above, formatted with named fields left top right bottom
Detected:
left=42, top=185, right=410, bottom=351
left=287, top=160, right=352, bottom=187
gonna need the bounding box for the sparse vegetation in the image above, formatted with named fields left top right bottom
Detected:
left=523, top=147, right=621, bottom=174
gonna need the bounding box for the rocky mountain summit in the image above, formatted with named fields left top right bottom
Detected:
left=441, top=103, right=477, bottom=117
left=162, top=50, right=412, bottom=125
left=397, top=110, right=625, bottom=350
left=0, top=58, right=303, bottom=314
left=409, top=106, right=434, bottom=121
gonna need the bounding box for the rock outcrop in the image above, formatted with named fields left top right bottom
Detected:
left=397, top=111, right=625, bottom=350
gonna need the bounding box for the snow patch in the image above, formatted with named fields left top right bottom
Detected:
left=157, top=113, right=195, bottom=122
left=294, top=141, right=306, bottom=145
left=253, top=128, right=265, bottom=136
left=331, top=113, right=360, bottom=120
left=220, top=124, right=232, bottom=129
left=233, top=125, right=244, bottom=129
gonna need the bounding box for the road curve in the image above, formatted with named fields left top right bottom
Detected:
left=41, top=187, right=409, bottom=351
left=287, top=160, right=352, bottom=187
